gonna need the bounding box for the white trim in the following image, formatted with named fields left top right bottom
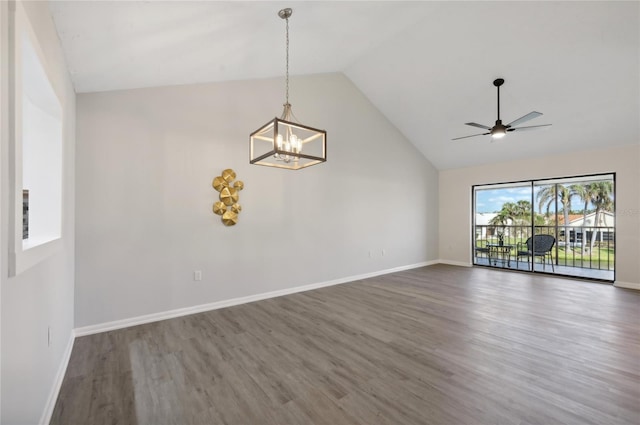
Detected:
left=437, top=259, right=472, bottom=267
left=8, top=1, right=64, bottom=277
left=614, top=281, right=640, bottom=291
left=0, top=1, right=7, bottom=420
left=75, top=261, right=434, bottom=337
left=39, top=331, right=75, bottom=425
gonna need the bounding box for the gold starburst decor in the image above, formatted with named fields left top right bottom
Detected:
left=212, top=176, right=228, bottom=192
left=212, top=169, right=244, bottom=226
left=219, top=187, right=239, bottom=206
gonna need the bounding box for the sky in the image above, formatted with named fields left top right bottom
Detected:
left=475, top=186, right=535, bottom=213
left=475, top=185, right=607, bottom=214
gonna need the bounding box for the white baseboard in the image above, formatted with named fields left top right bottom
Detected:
left=614, top=281, right=640, bottom=290
left=74, top=261, right=435, bottom=337
left=39, top=331, right=75, bottom=425
left=437, top=259, right=472, bottom=267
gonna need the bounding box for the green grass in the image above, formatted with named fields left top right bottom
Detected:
left=555, top=246, right=614, bottom=269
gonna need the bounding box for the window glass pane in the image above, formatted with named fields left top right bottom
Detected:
left=473, top=174, right=614, bottom=282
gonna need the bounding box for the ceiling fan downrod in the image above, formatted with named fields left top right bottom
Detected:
left=492, top=78, right=506, bottom=138
left=494, top=78, right=504, bottom=120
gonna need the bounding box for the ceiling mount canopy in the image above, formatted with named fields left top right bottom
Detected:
left=249, top=8, right=327, bottom=170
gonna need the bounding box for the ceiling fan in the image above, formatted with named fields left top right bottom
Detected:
left=453, top=78, right=551, bottom=141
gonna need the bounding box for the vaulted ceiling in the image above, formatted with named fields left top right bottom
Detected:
left=48, top=1, right=639, bottom=169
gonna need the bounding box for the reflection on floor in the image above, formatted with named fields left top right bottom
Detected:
left=474, top=257, right=614, bottom=281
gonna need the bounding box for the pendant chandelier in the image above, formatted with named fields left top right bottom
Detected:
left=250, top=8, right=327, bottom=170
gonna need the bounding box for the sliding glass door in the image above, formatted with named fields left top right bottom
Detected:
left=473, top=174, right=615, bottom=282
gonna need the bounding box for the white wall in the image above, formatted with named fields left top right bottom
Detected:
left=439, top=144, right=640, bottom=285
left=75, top=73, right=439, bottom=328
left=1, top=1, right=76, bottom=424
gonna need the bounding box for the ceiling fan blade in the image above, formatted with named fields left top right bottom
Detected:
left=465, top=122, right=492, bottom=130
left=452, top=132, right=490, bottom=141
left=507, top=124, right=552, bottom=132
left=506, top=111, right=542, bottom=127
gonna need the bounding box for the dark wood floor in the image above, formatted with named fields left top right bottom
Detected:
left=51, top=265, right=640, bottom=425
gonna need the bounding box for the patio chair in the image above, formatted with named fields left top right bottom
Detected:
left=516, top=235, right=555, bottom=271
left=475, top=239, right=489, bottom=259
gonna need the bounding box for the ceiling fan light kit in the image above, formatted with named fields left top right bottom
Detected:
left=491, top=122, right=506, bottom=139
left=453, top=78, right=551, bottom=141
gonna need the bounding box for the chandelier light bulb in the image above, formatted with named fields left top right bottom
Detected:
left=290, top=134, right=300, bottom=153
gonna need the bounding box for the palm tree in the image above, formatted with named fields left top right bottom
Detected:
left=584, top=181, right=614, bottom=250
left=570, top=183, right=590, bottom=255
left=488, top=205, right=511, bottom=241
left=489, top=201, right=532, bottom=241
left=537, top=184, right=573, bottom=251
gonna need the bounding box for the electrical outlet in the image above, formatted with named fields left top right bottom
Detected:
left=194, top=270, right=202, bottom=281
left=382, top=249, right=386, bottom=256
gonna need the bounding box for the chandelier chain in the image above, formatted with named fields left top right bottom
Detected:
left=285, top=15, right=289, bottom=105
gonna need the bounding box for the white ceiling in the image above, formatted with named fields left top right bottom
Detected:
left=48, top=1, right=639, bottom=170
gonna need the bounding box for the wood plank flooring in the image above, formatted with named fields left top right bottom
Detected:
left=50, top=265, right=640, bottom=425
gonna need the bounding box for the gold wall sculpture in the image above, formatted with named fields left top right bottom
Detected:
left=212, top=169, right=244, bottom=226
